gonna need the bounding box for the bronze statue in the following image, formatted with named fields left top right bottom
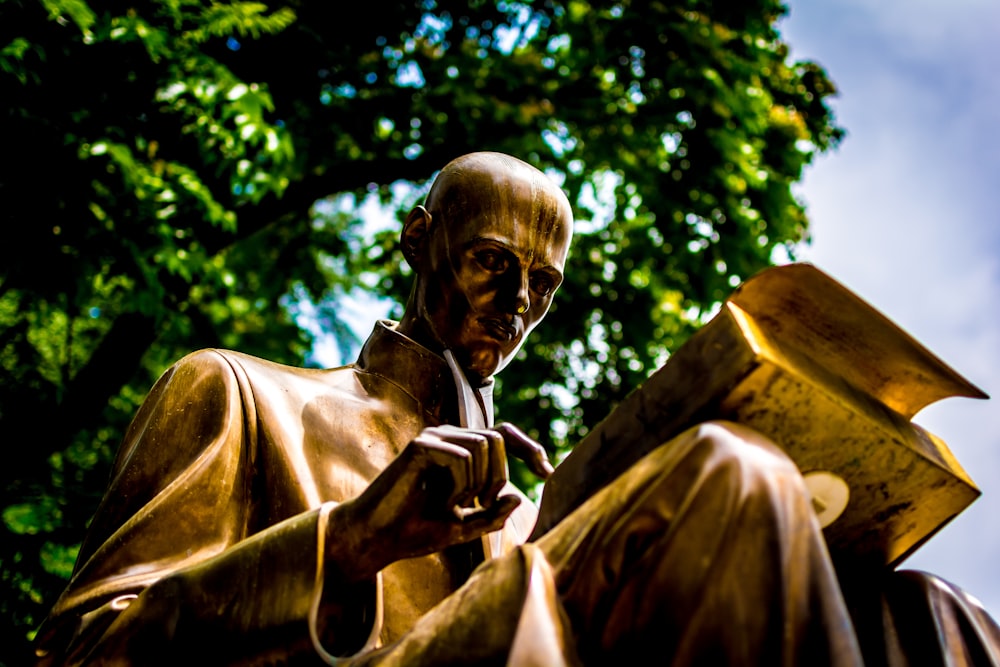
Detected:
left=34, top=152, right=1000, bottom=665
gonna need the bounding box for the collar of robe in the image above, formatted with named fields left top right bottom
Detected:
left=355, top=320, right=495, bottom=429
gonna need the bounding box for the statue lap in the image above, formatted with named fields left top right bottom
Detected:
left=352, top=421, right=1000, bottom=666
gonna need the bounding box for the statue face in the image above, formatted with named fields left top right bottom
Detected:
left=403, top=157, right=573, bottom=382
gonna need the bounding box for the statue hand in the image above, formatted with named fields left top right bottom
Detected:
left=339, top=425, right=520, bottom=575
left=493, top=422, right=555, bottom=479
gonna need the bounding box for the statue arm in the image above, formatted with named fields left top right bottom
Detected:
left=34, top=350, right=378, bottom=666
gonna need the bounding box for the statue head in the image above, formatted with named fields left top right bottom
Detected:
left=398, top=152, right=574, bottom=384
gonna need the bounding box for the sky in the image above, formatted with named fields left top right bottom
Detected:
left=778, top=0, right=1000, bottom=616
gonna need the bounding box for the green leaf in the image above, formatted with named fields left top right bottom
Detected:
left=39, top=0, right=96, bottom=36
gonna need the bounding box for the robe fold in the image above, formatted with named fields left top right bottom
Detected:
left=34, top=322, right=1000, bottom=666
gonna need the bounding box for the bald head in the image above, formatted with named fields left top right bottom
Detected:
left=397, top=152, right=574, bottom=380
left=424, top=152, right=573, bottom=241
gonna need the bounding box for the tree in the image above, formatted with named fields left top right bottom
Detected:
left=0, top=0, right=841, bottom=662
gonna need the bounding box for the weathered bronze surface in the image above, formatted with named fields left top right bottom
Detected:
left=33, top=152, right=1000, bottom=666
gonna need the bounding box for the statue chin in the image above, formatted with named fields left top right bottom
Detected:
left=468, top=338, right=528, bottom=380
left=457, top=347, right=502, bottom=384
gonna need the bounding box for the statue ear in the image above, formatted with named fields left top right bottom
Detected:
left=401, top=205, right=433, bottom=268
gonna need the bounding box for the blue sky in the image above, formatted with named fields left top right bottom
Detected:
left=779, top=0, right=1000, bottom=615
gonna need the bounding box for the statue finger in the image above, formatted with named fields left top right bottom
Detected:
left=495, top=422, right=555, bottom=479
left=457, top=428, right=508, bottom=507
left=428, top=426, right=491, bottom=507
left=413, top=434, right=475, bottom=511
left=456, top=494, right=521, bottom=540
left=482, top=428, right=508, bottom=505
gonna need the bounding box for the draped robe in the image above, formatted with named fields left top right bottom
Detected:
left=34, top=322, right=1000, bottom=666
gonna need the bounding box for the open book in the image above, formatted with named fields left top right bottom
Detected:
left=530, top=263, right=987, bottom=568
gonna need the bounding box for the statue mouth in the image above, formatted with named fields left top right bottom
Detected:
left=479, top=317, right=517, bottom=342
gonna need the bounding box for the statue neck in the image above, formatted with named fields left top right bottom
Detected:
left=355, top=320, right=494, bottom=428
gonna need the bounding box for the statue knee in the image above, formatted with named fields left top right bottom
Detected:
left=683, top=419, right=799, bottom=478
left=625, top=420, right=812, bottom=531
left=888, top=569, right=994, bottom=617
left=847, top=569, right=1000, bottom=666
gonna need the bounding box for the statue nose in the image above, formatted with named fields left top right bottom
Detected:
left=511, top=271, right=530, bottom=315
left=496, top=267, right=530, bottom=316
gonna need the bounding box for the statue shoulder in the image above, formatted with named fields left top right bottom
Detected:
left=165, top=349, right=364, bottom=416
left=173, top=348, right=300, bottom=373
left=168, top=348, right=346, bottom=385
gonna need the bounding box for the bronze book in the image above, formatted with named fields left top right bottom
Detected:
left=531, top=263, right=987, bottom=568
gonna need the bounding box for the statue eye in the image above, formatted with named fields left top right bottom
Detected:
left=476, top=250, right=508, bottom=272
left=530, top=274, right=555, bottom=297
